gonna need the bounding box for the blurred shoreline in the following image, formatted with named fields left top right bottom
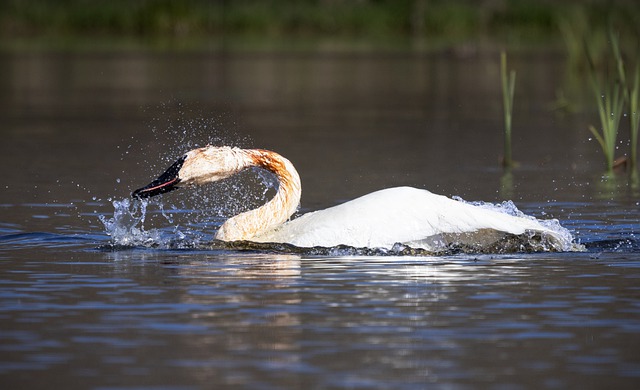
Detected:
left=1, top=0, right=638, bottom=52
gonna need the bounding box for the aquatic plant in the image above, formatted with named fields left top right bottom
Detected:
left=610, top=32, right=640, bottom=173
left=558, top=8, right=608, bottom=75
left=586, top=33, right=625, bottom=173
left=585, top=30, right=639, bottom=174
left=500, top=51, right=516, bottom=169
left=629, top=67, right=640, bottom=173
left=587, top=80, right=624, bottom=173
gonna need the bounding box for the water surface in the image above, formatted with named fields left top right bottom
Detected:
left=1, top=49, right=640, bottom=389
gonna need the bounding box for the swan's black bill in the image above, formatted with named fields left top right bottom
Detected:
left=132, top=156, right=185, bottom=199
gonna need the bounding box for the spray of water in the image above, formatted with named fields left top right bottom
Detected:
left=451, top=196, right=579, bottom=252
left=99, top=198, right=156, bottom=247
left=99, top=166, right=279, bottom=249
left=98, top=101, right=259, bottom=248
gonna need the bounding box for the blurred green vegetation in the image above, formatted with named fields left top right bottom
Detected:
left=1, top=0, right=639, bottom=49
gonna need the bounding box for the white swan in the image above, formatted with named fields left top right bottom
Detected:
left=132, top=146, right=575, bottom=252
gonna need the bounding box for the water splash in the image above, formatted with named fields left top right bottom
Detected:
left=99, top=157, right=280, bottom=250
left=99, top=198, right=156, bottom=247
left=452, top=196, right=580, bottom=252
left=97, top=176, right=271, bottom=250
left=98, top=197, right=200, bottom=248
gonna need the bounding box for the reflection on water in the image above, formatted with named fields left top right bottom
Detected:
left=1, top=246, right=640, bottom=389
left=1, top=49, right=640, bottom=389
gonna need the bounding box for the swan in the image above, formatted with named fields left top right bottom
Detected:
left=132, top=146, right=575, bottom=252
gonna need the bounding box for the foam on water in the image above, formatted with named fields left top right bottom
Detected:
left=452, top=196, right=580, bottom=252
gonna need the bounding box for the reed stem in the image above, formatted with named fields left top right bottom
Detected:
left=501, top=51, right=516, bottom=169
left=588, top=78, right=624, bottom=173
left=630, top=65, right=640, bottom=172
left=610, top=31, right=640, bottom=173
left=586, top=33, right=624, bottom=173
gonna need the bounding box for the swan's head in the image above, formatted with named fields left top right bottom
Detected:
left=132, top=146, right=249, bottom=199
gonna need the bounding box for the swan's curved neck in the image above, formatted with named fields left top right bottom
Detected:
left=216, top=149, right=301, bottom=241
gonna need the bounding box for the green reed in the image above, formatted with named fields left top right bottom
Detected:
left=610, top=32, right=640, bottom=173
left=630, top=67, right=640, bottom=173
left=588, top=77, right=624, bottom=173
left=585, top=32, right=625, bottom=173
left=501, top=51, right=516, bottom=169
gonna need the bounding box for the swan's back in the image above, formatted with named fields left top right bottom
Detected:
left=252, top=187, right=574, bottom=251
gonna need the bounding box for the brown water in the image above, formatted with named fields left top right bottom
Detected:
left=1, top=48, right=639, bottom=389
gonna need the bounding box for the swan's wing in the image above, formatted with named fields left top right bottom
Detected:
left=253, top=187, right=573, bottom=251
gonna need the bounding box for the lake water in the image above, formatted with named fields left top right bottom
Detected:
left=1, top=48, right=639, bottom=389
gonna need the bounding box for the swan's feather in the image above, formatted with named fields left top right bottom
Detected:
left=253, top=187, right=573, bottom=251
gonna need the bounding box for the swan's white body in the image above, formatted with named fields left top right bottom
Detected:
left=251, top=186, right=572, bottom=251
left=134, top=146, right=576, bottom=252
